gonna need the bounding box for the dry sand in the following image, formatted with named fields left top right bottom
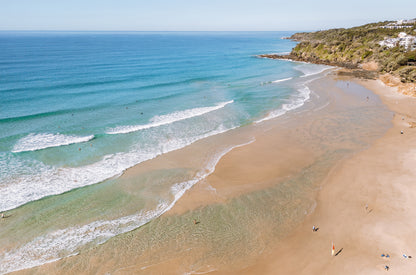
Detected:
left=239, top=79, right=416, bottom=275
left=12, top=75, right=416, bottom=275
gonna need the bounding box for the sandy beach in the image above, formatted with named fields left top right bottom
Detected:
left=240, top=78, right=416, bottom=274
left=11, top=72, right=416, bottom=275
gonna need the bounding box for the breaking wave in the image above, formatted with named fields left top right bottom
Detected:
left=12, top=133, right=95, bottom=153
left=107, top=101, right=234, bottom=135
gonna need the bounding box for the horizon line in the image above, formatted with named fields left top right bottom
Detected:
left=0, top=29, right=313, bottom=33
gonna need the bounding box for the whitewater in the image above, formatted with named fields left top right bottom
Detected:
left=0, top=31, right=334, bottom=274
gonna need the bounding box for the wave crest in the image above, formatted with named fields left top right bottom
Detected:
left=272, top=77, right=293, bottom=83
left=12, top=133, right=95, bottom=153
left=0, top=139, right=255, bottom=274
left=255, top=85, right=311, bottom=124
left=106, top=100, right=234, bottom=135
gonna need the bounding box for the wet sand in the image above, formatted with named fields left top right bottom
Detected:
left=12, top=73, right=409, bottom=275
left=240, top=79, right=416, bottom=274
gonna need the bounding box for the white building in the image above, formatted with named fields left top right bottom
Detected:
left=398, top=32, right=408, bottom=38
left=401, top=19, right=416, bottom=24
left=380, top=19, right=415, bottom=29
left=379, top=32, right=416, bottom=50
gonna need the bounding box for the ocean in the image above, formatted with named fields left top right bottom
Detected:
left=0, top=31, right=337, bottom=273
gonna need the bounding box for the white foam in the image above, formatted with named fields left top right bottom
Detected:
left=107, top=101, right=234, bottom=135
left=12, top=133, right=95, bottom=153
left=0, top=124, right=238, bottom=212
left=255, top=84, right=311, bottom=124
left=313, top=100, right=330, bottom=112
left=293, top=64, right=332, bottom=78
left=0, top=139, right=255, bottom=275
left=272, top=77, right=293, bottom=83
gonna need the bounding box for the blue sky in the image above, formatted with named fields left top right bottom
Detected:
left=1, top=0, right=415, bottom=31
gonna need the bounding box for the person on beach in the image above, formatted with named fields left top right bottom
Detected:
left=312, top=225, right=316, bottom=232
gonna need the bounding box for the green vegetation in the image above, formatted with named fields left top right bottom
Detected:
left=288, top=20, right=416, bottom=82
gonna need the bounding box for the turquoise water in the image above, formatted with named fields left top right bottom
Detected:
left=0, top=32, right=330, bottom=212
left=0, top=31, right=335, bottom=273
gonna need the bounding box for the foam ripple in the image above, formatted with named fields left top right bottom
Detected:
left=272, top=77, right=293, bottom=83
left=12, top=133, right=95, bottom=153
left=106, top=100, right=234, bottom=135
left=0, top=139, right=255, bottom=275
left=255, top=84, right=311, bottom=124
left=1, top=124, right=238, bottom=212
left=294, top=64, right=332, bottom=78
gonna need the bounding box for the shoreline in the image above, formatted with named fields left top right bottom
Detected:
left=2, top=68, right=332, bottom=275
left=258, top=53, right=360, bottom=70
left=12, top=71, right=403, bottom=275
left=240, top=78, right=416, bottom=274
left=259, top=53, right=416, bottom=97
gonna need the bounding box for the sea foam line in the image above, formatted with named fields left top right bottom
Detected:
left=107, top=100, right=234, bottom=135
left=272, top=77, right=293, bottom=83
left=0, top=139, right=255, bottom=275
left=255, top=84, right=311, bottom=124
left=12, top=133, right=95, bottom=153
left=1, top=124, right=238, bottom=212
left=255, top=68, right=331, bottom=124
left=293, top=64, right=333, bottom=78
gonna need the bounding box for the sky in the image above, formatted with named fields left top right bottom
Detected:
left=0, top=0, right=415, bottom=31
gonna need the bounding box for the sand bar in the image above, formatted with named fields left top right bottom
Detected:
left=12, top=73, right=415, bottom=275
left=240, top=78, right=416, bottom=274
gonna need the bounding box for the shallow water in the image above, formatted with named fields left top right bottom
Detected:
left=4, top=76, right=393, bottom=274
left=0, top=32, right=391, bottom=274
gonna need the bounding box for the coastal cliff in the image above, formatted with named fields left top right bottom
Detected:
left=261, top=20, right=416, bottom=95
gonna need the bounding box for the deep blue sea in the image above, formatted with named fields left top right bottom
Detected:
left=0, top=31, right=333, bottom=273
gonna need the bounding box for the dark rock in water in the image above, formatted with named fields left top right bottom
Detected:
left=336, top=69, right=378, bottom=80
left=258, top=53, right=359, bottom=70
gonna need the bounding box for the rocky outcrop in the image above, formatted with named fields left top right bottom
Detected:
left=380, top=73, right=416, bottom=96
left=261, top=20, right=416, bottom=84
left=258, top=53, right=359, bottom=69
